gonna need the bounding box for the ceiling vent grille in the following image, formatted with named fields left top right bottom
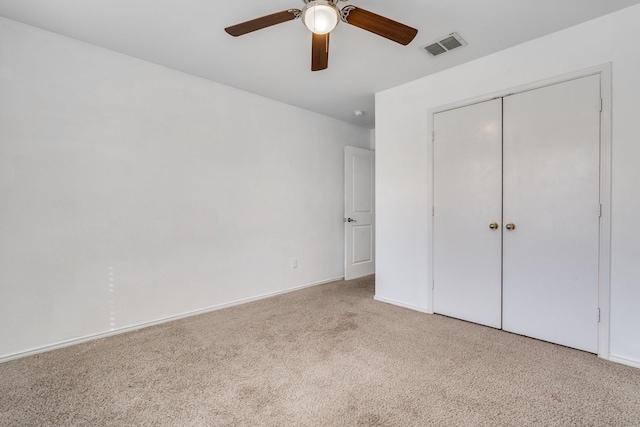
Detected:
left=422, top=32, right=466, bottom=57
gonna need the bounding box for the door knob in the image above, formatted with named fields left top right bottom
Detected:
left=489, top=222, right=499, bottom=230
left=345, top=218, right=356, bottom=223
left=506, top=223, right=516, bottom=231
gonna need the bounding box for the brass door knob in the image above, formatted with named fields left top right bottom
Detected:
left=506, top=223, right=516, bottom=231
left=489, top=222, right=499, bottom=230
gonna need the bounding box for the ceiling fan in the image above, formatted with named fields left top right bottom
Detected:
left=225, top=0, right=418, bottom=71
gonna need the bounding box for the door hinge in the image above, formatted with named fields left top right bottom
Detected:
left=599, top=204, right=602, bottom=218
left=432, top=206, right=435, bottom=217
left=599, top=98, right=603, bottom=112
left=432, top=279, right=435, bottom=290
left=597, top=308, right=601, bottom=323
left=432, top=131, right=435, bottom=142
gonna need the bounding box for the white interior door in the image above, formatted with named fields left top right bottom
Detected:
left=345, top=146, right=375, bottom=280
left=433, top=99, right=503, bottom=328
left=502, top=75, right=601, bottom=353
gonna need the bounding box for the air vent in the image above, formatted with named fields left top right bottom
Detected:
left=424, top=43, right=446, bottom=56
left=422, top=32, right=466, bottom=57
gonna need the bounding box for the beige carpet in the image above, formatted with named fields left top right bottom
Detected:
left=1, top=275, right=639, bottom=426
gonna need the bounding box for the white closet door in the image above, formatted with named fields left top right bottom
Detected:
left=502, top=75, right=601, bottom=353
left=433, top=99, right=503, bottom=328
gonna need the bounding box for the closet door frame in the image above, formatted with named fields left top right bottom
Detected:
left=426, top=63, right=612, bottom=360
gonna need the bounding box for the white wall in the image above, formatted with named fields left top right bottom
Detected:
left=375, top=5, right=640, bottom=366
left=0, top=17, right=370, bottom=360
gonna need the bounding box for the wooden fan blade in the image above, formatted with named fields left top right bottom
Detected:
left=311, top=32, right=329, bottom=71
left=225, top=10, right=301, bottom=37
left=342, top=7, right=418, bottom=45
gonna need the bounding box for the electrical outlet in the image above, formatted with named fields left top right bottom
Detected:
left=291, top=258, right=298, bottom=268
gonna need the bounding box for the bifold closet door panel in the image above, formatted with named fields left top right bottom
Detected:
left=433, top=99, right=502, bottom=328
left=502, top=75, right=601, bottom=353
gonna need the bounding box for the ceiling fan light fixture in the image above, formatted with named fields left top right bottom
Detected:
left=225, top=2, right=419, bottom=71
left=302, top=1, right=340, bottom=35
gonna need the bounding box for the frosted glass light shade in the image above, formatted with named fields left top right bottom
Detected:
left=302, top=1, right=340, bottom=35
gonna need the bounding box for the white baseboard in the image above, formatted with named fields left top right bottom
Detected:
left=607, top=354, right=640, bottom=369
left=0, top=276, right=343, bottom=364
left=374, top=295, right=433, bottom=314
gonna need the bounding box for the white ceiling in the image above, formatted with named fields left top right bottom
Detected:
left=1, top=0, right=639, bottom=129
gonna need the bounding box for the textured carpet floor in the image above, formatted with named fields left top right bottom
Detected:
left=1, top=275, right=640, bottom=426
